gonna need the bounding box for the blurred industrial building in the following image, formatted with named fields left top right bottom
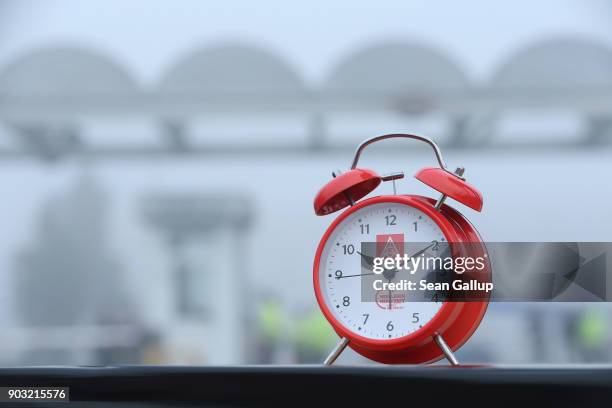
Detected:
left=0, top=0, right=610, bottom=365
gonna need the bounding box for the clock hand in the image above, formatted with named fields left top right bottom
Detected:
left=356, top=250, right=375, bottom=266
left=407, top=240, right=438, bottom=260
left=336, top=272, right=375, bottom=279
left=358, top=249, right=398, bottom=310
left=358, top=250, right=401, bottom=281
left=358, top=240, right=437, bottom=269
left=392, top=241, right=439, bottom=274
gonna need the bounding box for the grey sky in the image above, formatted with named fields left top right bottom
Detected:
left=0, top=0, right=611, bottom=83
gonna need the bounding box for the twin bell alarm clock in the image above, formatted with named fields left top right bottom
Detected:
left=313, top=134, right=491, bottom=365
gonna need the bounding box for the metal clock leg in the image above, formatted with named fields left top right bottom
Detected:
left=434, top=334, right=459, bottom=366
left=324, top=337, right=350, bottom=365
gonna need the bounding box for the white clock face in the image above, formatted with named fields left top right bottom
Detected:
left=318, top=202, right=447, bottom=340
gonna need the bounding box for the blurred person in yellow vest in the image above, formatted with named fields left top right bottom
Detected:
left=567, top=308, right=609, bottom=363
left=577, top=309, right=608, bottom=362
left=295, top=309, right=336, bottom=363
left=256, top=296, right=288, bottom=363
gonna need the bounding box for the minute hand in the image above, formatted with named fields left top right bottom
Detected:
left=402, top=241, right=438, bottom=267
left=359, top=241, right=437, bottom=263
left=415, top=241, right=437, bottom=257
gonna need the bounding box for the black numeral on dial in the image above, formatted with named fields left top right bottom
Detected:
left=342, top=244, right=355, bottom=255
left=385, top=215, right=397, bottom=226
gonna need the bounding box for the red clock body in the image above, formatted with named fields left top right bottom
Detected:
left=314, top=194, right=490, bottom=364
left=312, top=134, right=490, bottom=364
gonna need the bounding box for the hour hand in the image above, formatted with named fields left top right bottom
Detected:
left=356, top=250, right=375, bottom=267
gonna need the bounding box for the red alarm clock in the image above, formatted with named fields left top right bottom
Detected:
left=313, top=134, right=491, bottom=365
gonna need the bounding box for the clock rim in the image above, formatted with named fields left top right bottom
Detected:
left=313, top=194, right=469, bottom=352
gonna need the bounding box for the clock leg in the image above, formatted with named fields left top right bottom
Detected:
left=323, top=337, right=350, bottom=365
left=434, top=334, right=459, bottom=366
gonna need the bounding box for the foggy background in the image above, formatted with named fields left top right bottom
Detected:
left=0, top=0, right=611, bottom=365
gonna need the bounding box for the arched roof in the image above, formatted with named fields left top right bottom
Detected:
left=325, top=42, right=470, bottom=94
left=159, top=44, right=304, bottom=94
left=492, top=38, right=612, bottom=88
left=0, top=47, right=137, bottom=95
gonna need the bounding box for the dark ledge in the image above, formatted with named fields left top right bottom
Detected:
left=0, top=365, right=611, bottom=407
